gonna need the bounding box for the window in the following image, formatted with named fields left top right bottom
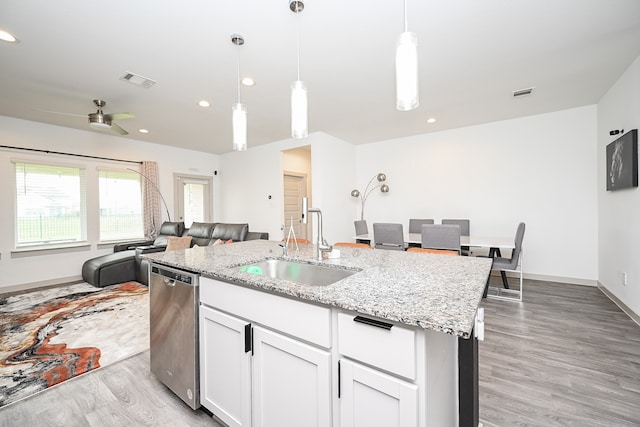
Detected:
left=14, top=161, right=86, bottom=246
left=99, top=169, right=144, bottom=241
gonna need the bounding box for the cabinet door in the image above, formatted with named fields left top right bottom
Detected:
left=252, top=325, right=332, bottom=427
left=339, top=359, right=418, bottom=427
left=199, top=305, right=252, bottom=427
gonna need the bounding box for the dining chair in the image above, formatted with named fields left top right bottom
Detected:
left=281, top=238, right=310, bottom=244
left=441, top=219, right=470, bottom=255
left=354, top=220, right=370, bottom=245
left=484, top=222, right=526, bottom=301
left=407, top=247, right=458, bottom=256
left=421, top=224, right=461, bottom=254
left=334, top=242, right=372, bottom=249
left=408, top=218, right=434, bottom=233
left=372, top=223, right=406, bottom=251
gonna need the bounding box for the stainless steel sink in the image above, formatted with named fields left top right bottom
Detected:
left=238, top=259, right=358, bottom=286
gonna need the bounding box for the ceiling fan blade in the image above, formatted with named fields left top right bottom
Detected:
left=35, top=109, right=87, bottom=118
left=110, top=122, right=129, bottom=135
left=107, top=112, right=135, bottom=120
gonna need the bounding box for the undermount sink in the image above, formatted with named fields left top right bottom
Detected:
left=238, top=259, right=358, bottom=286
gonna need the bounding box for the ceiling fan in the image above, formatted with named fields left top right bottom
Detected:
left=41, top=99, right=135, bottom=135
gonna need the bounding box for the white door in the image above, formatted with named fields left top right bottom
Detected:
left=339, top=359, right=418, bottom=427
left=283, top=173, right=308, bottom=240
left=199, top=306, right=252, bottom=427
left=175, top=174, right=212, bottom=227
left=252, top=325, right=331, bottom=427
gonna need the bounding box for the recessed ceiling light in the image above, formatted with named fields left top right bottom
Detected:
left=427, top=117, right=436, bottom=124
left=198, top=100, right=211, bottom=108
left=241, top=77, right=255, bottom=87
left=0, top=30, right=18, bottom=43
left=138, top=129, right=149, bottom=134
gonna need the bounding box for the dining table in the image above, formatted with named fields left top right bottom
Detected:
left=354, top=233, right=515, bottom=252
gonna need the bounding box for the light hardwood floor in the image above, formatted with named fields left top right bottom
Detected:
left=1, top=279, right=639, bottom=426
left=480, top=278, right=640, bottom=426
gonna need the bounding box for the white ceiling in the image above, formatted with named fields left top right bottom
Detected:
left=1, top=0, right=639, bottom=154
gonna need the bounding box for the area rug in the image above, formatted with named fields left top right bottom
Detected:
left=0, top=281, right=149, bottom=408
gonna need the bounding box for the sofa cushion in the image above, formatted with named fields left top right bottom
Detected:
left=211, top=223, right=248, bottom=242
left=153, top=221, right=186, bottom=246
left=166, top=236, right=193, bottom=251
left=187, top=222, right=216, bottom=246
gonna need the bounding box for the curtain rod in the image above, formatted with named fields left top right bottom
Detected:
left=0, top=145, right=142, bottom=164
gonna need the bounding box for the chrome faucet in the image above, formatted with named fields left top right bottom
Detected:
left=301, top=197, right=332, bottom=261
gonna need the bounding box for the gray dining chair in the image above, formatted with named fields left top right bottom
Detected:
left=408, top=218, right=434, bottom=233
left=421, top=224, right=461, bottom=254
left=354, top=220, right=370, bottom=245
left=484, top=222, right=526, bottom=301
left=441, top=219, right=470, bottom=255
left=373, top=223, right=406, bottom=251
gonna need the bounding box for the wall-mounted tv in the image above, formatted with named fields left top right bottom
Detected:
left=606, top=129, right=638, bottom=191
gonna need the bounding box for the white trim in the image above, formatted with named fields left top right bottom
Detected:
left=597, top=282, right=640, bottom=327
left=0, top=276, right=84, bottom=295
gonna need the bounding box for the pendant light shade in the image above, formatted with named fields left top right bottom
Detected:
left=291, top=80, right=308, bottom=139
left=290, top=0, right=308, bottom=139
left=231, top=34, right=247, bottom=151
left=396, top=0, right=419, bottom=111
left=232, top=102, right=247, bottom=151
left=396, top=31, right=419, bottom=111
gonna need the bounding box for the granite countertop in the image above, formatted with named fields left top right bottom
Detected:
left=143, top=240, right=492, bottom=338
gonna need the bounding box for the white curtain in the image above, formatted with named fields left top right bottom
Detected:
left=141, top=161, right=162, bottom=239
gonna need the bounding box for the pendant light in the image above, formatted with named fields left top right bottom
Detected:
left=231, top=34, right=247, bottom=151
left=290, top=0, right=308, bottom=139
left=396, top=0, right=419, bottom=111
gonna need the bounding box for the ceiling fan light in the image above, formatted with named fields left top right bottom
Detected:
left=395, top=31, right=419, bottom=111
left=232, top=102, right=247, bottom=151
left=88, top=113, right=111, bottom=129
left=291, top=80, right=308, bottom=139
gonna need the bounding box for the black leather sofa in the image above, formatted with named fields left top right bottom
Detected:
left=82, top=221, right=269, bottom=287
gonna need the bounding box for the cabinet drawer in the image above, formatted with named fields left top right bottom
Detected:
left=337, top=312, right=416, bottom=380
left=200, top=277, right=332, bottom=348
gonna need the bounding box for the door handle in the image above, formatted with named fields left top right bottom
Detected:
left=353, top=315, right=393, bottom=330
left=163, top=277, right=176, bottom=287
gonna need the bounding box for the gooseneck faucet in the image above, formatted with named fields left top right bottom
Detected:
left=301, top=197, right=332, bottom=261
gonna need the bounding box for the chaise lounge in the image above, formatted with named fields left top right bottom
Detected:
left=82, top=221, right=268, bottom=287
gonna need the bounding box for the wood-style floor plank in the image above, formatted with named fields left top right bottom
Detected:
left=480, top=278, right=640, bottom=426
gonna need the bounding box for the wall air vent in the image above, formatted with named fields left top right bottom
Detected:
left=120, top=71, right=156, bottom=89
left=512, top=87, right=534, bottom=98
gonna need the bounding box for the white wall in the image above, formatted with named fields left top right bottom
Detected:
left=356, top=106, right=599, bottom=283
left=218, top=132, right=356, bottom=244
left=0, top=116, right=219, bottom=290
left=597, top=55, right=640, bottom=316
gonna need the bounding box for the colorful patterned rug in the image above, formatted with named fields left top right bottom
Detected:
left=0, top=281, right=149, bottom=408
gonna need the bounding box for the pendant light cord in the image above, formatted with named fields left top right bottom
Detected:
left=296, top=11, right=301, bottom=81
left=236, top=47, right=241, bottom=103
left=403, top=0, right=408, bottom=32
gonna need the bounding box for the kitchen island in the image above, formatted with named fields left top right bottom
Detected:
left=144, top=239, right=492, bottom=427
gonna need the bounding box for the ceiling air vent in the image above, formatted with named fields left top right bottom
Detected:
left=120, top=71, right=156, bottom=89
left=512, top=87, right=534, bottom=98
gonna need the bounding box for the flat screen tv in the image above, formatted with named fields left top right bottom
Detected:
left=606, top=129, right=638, bottom=191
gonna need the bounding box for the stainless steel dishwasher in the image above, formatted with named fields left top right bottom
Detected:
left=149, top=264, right=200, bottom=410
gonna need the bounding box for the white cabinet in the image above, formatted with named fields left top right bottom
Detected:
left=339, top=358, right=418, bottom=427
left=252, top=325, right=331, bottom=427
left=199, top=305, right=251, bottom=427
left=199, top=277, right=332, bottom=427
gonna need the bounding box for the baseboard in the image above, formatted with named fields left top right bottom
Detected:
left=597, top=282, right=640, bottom=327
left=490, top=271, right=597, bottom=287
left=0, top=275, right=84, bottom=296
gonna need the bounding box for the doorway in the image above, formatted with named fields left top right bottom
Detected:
left=283, top=172, right=308, bottom=240
left=282, top=146, right=312, bottom=241
left=174, top=173, right=212, bottom=228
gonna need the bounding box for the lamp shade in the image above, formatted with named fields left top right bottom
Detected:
left=291, top=80, right=308, bottom=139
left=232, top=102, right=247, bottom=151
left=395, top=31, right=419, bottom=111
